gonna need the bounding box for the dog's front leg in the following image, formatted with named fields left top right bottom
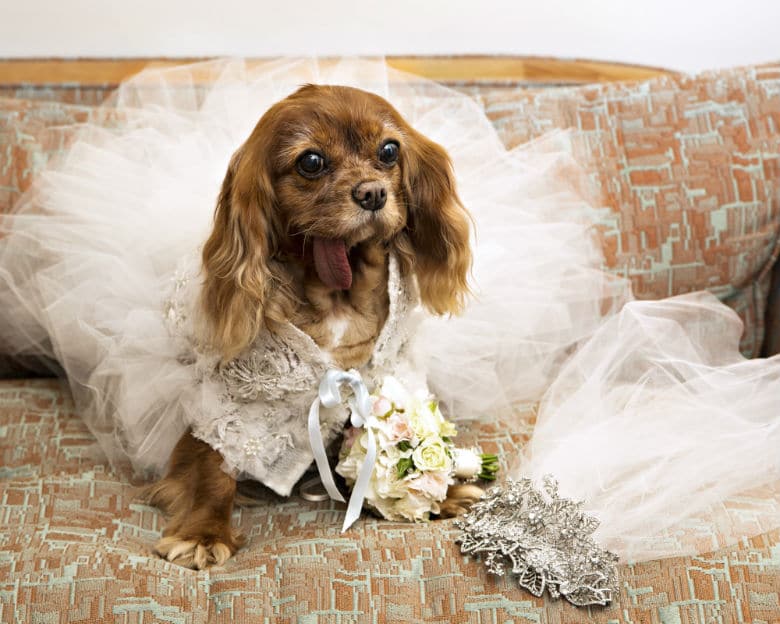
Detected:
left=144, top=432, right=245, bottom=569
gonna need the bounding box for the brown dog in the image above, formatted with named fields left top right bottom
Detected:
left=145, top=85, right=478, bottom=569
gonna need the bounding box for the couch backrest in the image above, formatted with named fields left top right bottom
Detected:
left=1, top=59, right=779, bottom=372
left=472, top=65, right=780, bottom=356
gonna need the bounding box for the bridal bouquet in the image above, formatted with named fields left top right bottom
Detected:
left=335, top=376, right=498, bottom=522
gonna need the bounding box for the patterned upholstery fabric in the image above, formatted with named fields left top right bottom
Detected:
left=1, top=379, right=778, bottom=623
left=0, top=98, right=125, bottom=377
left=0, top=97, right=122, bottom=215
left=467, top=64, right=780, bottom=356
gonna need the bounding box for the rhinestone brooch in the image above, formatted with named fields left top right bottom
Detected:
left=455, top=476, right=619, bottom=607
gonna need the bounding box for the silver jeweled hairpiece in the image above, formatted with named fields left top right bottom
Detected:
left=455, top=476, right=619, bottom=607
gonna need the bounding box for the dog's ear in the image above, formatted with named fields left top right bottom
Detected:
left=200, top=146, right=275, bottom=360
left=401, top=129, right=471, bottom=315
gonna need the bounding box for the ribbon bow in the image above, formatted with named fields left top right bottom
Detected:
left=307, top=368, right=376, bottom=532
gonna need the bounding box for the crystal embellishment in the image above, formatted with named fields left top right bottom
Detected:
left=455, top=476, right=619, bottom=607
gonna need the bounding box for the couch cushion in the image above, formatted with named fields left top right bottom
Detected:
left=1, top=379, right=778, bottom=623
left=469, top=64, right=780, bottom=356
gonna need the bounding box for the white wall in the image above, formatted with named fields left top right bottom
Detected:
left=1, top=0, right=778, bottom=73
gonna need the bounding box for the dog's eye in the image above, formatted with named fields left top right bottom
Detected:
left=296, top=151, right=326, bottom=177
left=379, top=141, right=399, bottom=166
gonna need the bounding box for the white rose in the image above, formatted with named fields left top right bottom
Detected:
left=335, top=447, right=366, bottom=483
left=408, top=401, right=441, bottom=439
left=438, top=411, right=457, bottom=438
left=376, top=442, right=402, bottom=468
left=411, top=438, right=452, bottom=473
left=393, top=491, right=434, bottom=522
left=372, top=463, right=408, bottom=499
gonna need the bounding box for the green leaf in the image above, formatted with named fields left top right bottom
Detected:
left=397, top=440, right=412, bottom=452
left=396, top=457, right=414, bottom=479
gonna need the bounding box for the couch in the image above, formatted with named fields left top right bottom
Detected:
left=1, top=57, right=779, bottom=624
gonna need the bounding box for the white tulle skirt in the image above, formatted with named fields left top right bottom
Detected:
left=520, top=292, right=780, bottom=561
left=0, top=58, right=778, bottom=562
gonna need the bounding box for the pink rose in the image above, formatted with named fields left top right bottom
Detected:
left=408, top=471, right=451, bottom=501
left=373, top=396, right=393, bottom=418
left=386, top=413, right=414, bottom=443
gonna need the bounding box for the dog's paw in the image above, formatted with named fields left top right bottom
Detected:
left=437, top=483, right=485, bottom=518
left=154, top=530, right=245, bottom=570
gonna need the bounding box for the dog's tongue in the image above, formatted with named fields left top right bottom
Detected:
left=312, top=237, right=352, bottom=290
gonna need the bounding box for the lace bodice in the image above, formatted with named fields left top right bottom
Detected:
left=164, top=254, right=423, bottom=496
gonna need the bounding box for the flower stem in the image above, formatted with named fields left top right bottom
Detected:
left=478, top=454, right=500, bottom=481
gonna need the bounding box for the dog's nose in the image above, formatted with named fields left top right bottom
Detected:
left=352, top=181, right=387, bottom=211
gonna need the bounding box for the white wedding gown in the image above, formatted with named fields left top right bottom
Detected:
left=0, top=58, right=778, bottom=562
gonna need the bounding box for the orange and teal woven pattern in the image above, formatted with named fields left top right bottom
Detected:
left=470, top=64, right=780, bottom=356
left=1, top=379, right=778, bottom=623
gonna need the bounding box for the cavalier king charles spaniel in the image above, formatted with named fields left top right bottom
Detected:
left=145, top=84, right=478, bottom=569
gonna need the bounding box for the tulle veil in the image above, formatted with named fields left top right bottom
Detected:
left=0, top=57, right=778, bottom=562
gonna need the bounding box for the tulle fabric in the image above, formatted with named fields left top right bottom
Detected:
left=0, top=58, right=619, bottom=477
left=0, top=58, right=778, bottom=561
left=517, top=292, right=780, bottom=561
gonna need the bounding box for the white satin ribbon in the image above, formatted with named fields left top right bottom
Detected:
left=307, top=368, right=376, bottom=532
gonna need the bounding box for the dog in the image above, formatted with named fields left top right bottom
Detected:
left=144, top=84, right=480, bottom=569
